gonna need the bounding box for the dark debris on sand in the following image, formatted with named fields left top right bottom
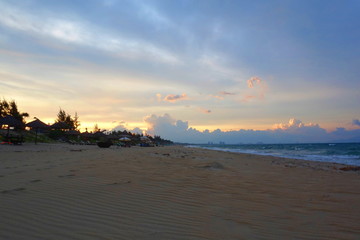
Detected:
left=200, top=162, right=225, bottom=170
left=339, top=166, right=360, bottom=171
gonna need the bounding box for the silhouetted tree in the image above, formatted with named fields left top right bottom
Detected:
left=93, top=124, right=100, bottom=133
left=56, top=108, right=79, bottom=130
left=0, top=99, right=29, bottom=123
left=73, top=112, right=80, bottom=130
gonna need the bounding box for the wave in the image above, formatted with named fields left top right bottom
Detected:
left=187, top=143, right=360, bottom=166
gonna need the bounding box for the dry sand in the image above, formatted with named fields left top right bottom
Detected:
left=1, top=143, right=360, bottom=240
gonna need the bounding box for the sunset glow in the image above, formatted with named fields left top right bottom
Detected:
left=1, top=0, right=359, bottom=143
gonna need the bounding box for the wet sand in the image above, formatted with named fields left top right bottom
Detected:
left=1, top=143, right=360, bottom=239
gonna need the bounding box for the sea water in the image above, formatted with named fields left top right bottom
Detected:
left=187, top=143, right=360, bottom=166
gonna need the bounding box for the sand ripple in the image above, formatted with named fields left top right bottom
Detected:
left=1, top=144, right=360, bottom=239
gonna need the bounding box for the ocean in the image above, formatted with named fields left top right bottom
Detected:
left=187, top=142, right=360, bottom=166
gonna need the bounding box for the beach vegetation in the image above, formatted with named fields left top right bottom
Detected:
left=0, top=98, right=29, bottom=124
left=23, top=130, right=54, bottom=143
left=55, top=108, right=80, bottom=130
left=1, top=99, right=172, bottom=145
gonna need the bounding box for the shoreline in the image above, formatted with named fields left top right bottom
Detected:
left=186, top=145, right=360, bottom=173
left=1, top=144, right=360, bottom=239
left=186, top=143, right=360, bottom=167
left=2, top=142, right=358, bottom=166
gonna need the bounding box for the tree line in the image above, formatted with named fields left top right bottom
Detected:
left=0, top=98, right=173, bottom=144
left=1, top=99, right=79, bottom=130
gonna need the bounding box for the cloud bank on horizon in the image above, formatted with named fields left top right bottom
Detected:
left=143, top=114, right=360, bottom=144
left=0, top=0, right=359, bottom=141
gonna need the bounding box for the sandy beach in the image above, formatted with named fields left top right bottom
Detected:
left=1, top=143, right=360, bottom=240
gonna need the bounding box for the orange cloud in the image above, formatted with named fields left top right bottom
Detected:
left=273, top=118, right=318, bottom=130
left=212, top=95, right=224, bottom=100
left=199, top=108, right=212, bottom=114
left=243, top=76, right=267, bottom=102
left=242, top=95, right=256, bottom=102
left=247, top=76, right=262, bottom=88
left=160, top=93, right=188, bottom=102
left=211, top=91, right=237, bottom=100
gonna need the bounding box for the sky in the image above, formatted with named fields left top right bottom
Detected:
left=0, top=0, right=360, bottom=143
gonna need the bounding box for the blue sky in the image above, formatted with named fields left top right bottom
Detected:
left=0, top=0, right=359, bottom=143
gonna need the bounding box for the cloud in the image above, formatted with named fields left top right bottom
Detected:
left=247, top=76, right=262, bottom=88
left=353, top=119, right=360, bottom=127
left=273, top=118, right=319, bottom=131
left=211, top=91, right=237, bottom=100
left=143, top=114, right=360, bottom=143
left=219, top=91, right=237, bottom=96
left=242, top=95, right=256, bottom=102
left=243, top=76, right=267, bottom=102
left=213, top=76, right=267, bottom=102
left=0, top=3, right=179, bottom=64
left=135, top=1, right=171, bottom=29
left=211, top=95, right=224, bottom=100
left=112, top=123, right=143, bottom=134
left=131, top=127, right=143, bottom=134
left=112, top=124, right=127, bottom=132
left=157, top=93, right=188, bottom=103
left=199, top=108, right=212, bottom=114
left=144, top=113, right=189, bottom=139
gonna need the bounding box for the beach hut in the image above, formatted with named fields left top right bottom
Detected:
left=0, top=115, right=25, bottom=144
left=50, top=121, right=70, bottom=130
left=0, top=115, right=25, bottom=128
left=66, top=130, right=80, bottom=136
left=80, top=131, right=93, bottom=139
left=107, top=133, right=120, bottom=140
left=93, top=131, right=107, bottom=139
left=26, top=118, right=50, bottom=144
